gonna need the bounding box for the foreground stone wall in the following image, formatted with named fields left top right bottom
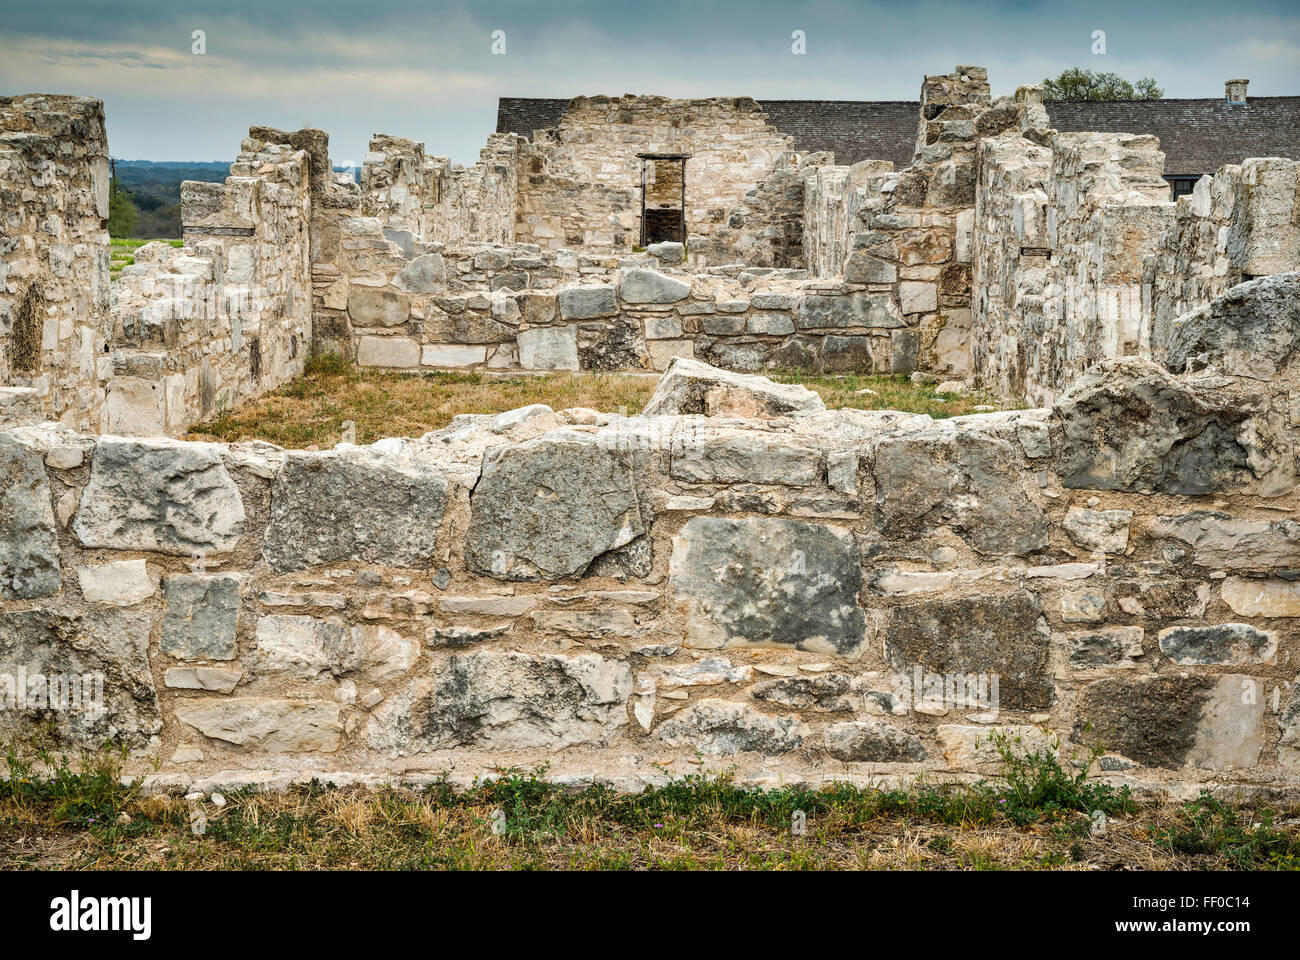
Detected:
left=3, top=319, right=1299, bottom=794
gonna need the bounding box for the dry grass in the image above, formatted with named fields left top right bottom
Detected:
left=2, top=744, right=1296, bottom=871
left=2, top=779, right=1296, bottom=872
left=186, top=355, right=1006, bottom=449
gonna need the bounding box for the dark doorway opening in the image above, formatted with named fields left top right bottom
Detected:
left=637, top=153, right=691, bottom=247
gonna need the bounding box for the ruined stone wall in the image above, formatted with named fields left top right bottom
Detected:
left=361, top=135, right=426, bottom=236
left=692, top=152, right=834, bottom=269
left=794, top=67, right=998, bottom=379
left=510, top=96, right=796, bottom=255
left=1146, top=157, right=1300, bottom=364
left=512, top=139, right=637, bottom=253
left=421, top=134, right=521, bottom=247
left=4, top=289, right=1299, bottom=793
left=326, top=248, right=937, bottom=376
left=105, top=132, right=314, bottom=434
left=972, top=123, right=1298, bottom=404
left=0, top=95, right=111, bottom=426
left=971, top=133, right=1053, bottom=400
left=1039, top=133, right=1174, bottom=404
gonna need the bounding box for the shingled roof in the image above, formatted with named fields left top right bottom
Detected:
left=495, top=97, right=919, bottom=167
left=1044, top=97, right=1299, bottom=177
left=496, top=95, right=1299, bottom=177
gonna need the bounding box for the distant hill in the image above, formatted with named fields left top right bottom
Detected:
left=113, top=161, right=230, bottom=239
left=112, top=160, right=359, bottom=239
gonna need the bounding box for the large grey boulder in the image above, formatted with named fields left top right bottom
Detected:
left=642, top=357, right=825, bottom=418
left=365, top=652, right=632, bottom=754
left=873, top=427, right=1048, bottom=555
left=618, top=268, right=690, bottom=304
left=465, top=432, right=646, bottom=580
left=1165, top=273, right=1300, bottom=380
left=0, top=433, right=60, bottom=599
left=884, top=591, right=1052, bottom=710
left=1052, top=358, right=1258, bottom=495
left=263, top=446, right=448, bottom=573
left=668, top=516, right=867, bottom=656
left=0, top=608, right=160, bottom=749
left=73, top=437, right=245, bottom=555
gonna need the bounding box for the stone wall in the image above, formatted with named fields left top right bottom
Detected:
left=422, top=134, right=521, bottom=247
left=796, top=67, right=1000, bottom=379
left=324, top=249, right=932, bottom=375
left=1038, top=132, right=1174, bottom=403
left=106, top=131, right=314, bottom=433
left=972, top=106, right=1299, bottom=404
left=1146, top=157, right=1300, bottom=364
left=0, top=95, right=111, bottom=426
left=4, top=311, right=1299, bottom=793
left=529, top=96, right=796, bottom=249
left=0, top=103, right=316, bottom=436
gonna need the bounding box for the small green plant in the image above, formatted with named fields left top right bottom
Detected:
left=2, top=734, right=140, bottom=827
left=982, top=730, right=1135, bottom=825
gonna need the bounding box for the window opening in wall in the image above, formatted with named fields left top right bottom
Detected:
left=637, top=153, right=691, bottom=245
left=1165, top=176, right=1201, bottom=201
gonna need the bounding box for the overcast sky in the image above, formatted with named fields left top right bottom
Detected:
left=2, top=0, right=1297, bottom=165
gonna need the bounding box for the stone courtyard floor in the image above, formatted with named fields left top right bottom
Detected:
left=184, top=354, right=1007, bottom=448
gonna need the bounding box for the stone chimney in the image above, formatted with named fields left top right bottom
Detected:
left=1226, top=79, right=1249, bottom=105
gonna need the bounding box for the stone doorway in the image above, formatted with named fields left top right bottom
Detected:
left=638, top=153, right=690, bottom=245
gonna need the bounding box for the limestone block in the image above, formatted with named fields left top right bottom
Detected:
left=0, top=433, right=61, bottom=599
left=77, top=559, right=157, bottom=606
left=263, top=446, right=448, bottom=572
left=1072, top=676, right=1266, bottom=771
left=655, top=699, right=804, bottom=755
left=356, top=335, right=420, bottom=368
left=176, top=698, right=343, bottom=753
left=642, top=357, right=824, bottom=418
left=161, top=573, right=242, bottom=660
left=518, top=326, right=579, bottom=370
left=884, top=591, right=1052, bottom=710
left=73, top=437, right=245, bottom=556
left=365, top=652, right=632, bottom=754
left=465, top=432, right=645, bottom=580
left=668, top=516, right=866, bottom=656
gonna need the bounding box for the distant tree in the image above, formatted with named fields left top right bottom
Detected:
left=1042, top=68, right=1164, bottom=101
left=107, top=176, right=138, bottom=238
